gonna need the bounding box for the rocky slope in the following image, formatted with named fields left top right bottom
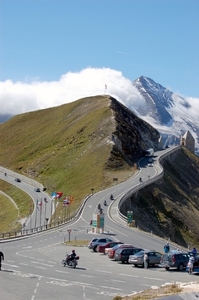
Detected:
left=120, top=147, right=199, bottom=248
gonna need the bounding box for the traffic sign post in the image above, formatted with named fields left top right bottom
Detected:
left=127, top=211, right=133, bottom=224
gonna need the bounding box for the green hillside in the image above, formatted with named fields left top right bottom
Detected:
left=0, top=95, right=139, bottom=231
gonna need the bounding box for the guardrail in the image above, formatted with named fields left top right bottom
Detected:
left=118, top=146, right=182, bottom=222
left=0, top=145, right=181, bottom=240
left=0, top=194, right=91, bottom=241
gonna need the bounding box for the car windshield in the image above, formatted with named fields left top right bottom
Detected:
left=134, top=250, right=144, bottom=256
left=112, top=244, right=120, bottom=250
left=115, top=248, right=124, bottom=254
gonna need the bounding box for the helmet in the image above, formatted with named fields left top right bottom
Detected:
left=72, top=249, right=75, bottom=253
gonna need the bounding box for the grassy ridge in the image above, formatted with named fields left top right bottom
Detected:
left=0, top=96, right=134, bottom=232
left=0, top=180, right=33, bottom=232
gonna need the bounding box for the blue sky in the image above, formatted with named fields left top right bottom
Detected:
left=0, top=0, right=199, bottom=116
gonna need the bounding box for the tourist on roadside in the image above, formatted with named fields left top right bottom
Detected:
left=0, top=251, right=4, bottom=270
left=188, top=253, right=195, bottom=275
left=164, top=242, right=170, bottom=253
left=192, top=247, right=197, bottom=254
left=144, top=252, right=149, bottom=269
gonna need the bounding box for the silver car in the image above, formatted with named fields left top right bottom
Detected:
left=128, top=250, right=162, bottom=267
left=88, top=238, right=113, bottom=252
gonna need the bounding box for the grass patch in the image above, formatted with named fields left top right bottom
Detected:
left=0, top=180, right=33, bottom=232
left=63, top=240, right=89, bottom=247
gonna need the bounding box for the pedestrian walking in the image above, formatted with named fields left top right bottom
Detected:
left=0, top=251, right=4, bottom=270
left=144, top=252, right=149, bottom=269
left=188, top=254, right=195, bottom=275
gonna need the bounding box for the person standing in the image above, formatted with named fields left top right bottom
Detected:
left=144, top=252, right=149, bottom=269
left=188, top=254, right=195, bottom=275
left=164, top=243, right=170, bottom=253
left=0, top=251, right=4, bottom=270
left=192, top=247, right=197, bottom=254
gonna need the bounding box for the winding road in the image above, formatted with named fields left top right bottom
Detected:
left=0, top=146, right=197, bottom=300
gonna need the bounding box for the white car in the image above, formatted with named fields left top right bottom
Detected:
left=148, top=163, right=153, bottom=167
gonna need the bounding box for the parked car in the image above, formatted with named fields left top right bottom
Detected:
left=129, top=250, right=162, bottom=267
left=115, top=247, right=144, bottom=264
left=159, top=250, right=191, bottom=271
left=107, top=244, right=134, bottom=260
left=34, top=188, right=41, bottom=192
left=97, top=241, right=123, bottom=254
left=147, top=163, right=153, bottom=167
left=88, top=238, right=113, bottom=252
left=15, top=178, right=21, bottom=182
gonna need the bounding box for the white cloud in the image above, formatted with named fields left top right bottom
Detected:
left=0, top=68, right=144, bottom=115
left=0, top=67, right=198, bottom=123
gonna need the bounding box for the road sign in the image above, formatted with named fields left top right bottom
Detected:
left=67, top=229, right=72, bottom=233
left=127, top=211, right=133, bottom=223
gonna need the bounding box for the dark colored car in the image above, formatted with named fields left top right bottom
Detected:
left=97, top=241, right=123, bottom=254
left=115, top=247, right=144, bottom=264
left=88, top=238, right=113, bottom=252
left=107, top=244, right=134, bottom=259
left=34, top=188, right=41, bottom=192
left=129, top=250, right=162, bottom=267
left=159, top=250, right=190, bottom=271
left=15, top=178, right=21, bottom=182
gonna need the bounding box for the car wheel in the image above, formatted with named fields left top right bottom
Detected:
left=165, top=267, right=170, bottom=270
left=93, top=246, right=97, bottom=252
left=177, top=263, right=184, bottom=271
left=134, top=264, right=138, bottom=267
left=121, top=261, right=124, bottom=264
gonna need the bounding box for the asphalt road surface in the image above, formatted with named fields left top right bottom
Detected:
left=1, top=146, right=198, bottom=300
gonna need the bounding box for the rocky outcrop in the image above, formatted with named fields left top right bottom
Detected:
left=106, top=97, right=160, bottom=168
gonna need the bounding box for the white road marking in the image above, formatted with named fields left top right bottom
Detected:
left=96, top=269, right=112, bottom=273
left=55, top=269, right=69, bottom=274
left=4, top=263, right=19, bottom=268
left=112, top=279, right=125, bottom=283
left=100, top=286, right=123, bottom=291
left=144, top=277, right=164, bottom=281
left=119, top=273, right=138, bottom=277
left=72, top=281, right=93, bottom=286
left=31, top=261, right=54, bottom=267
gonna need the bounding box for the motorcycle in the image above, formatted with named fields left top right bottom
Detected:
left=139, top=177, right=142, bottom=182
left=62, top=253, right=79, bottom=268
left=104, top=200, right=107, bottom=206
left=110, top=194, right=114, bottom=200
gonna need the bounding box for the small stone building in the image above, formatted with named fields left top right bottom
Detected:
left=180, top=130, right=195, bottom=153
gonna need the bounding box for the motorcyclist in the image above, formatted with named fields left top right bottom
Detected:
left=68, top=249, right=76, bottom=261
left=110, top=194, right=113, bottom=200
left=139, top=177, right=142, bottom=182
left=104, top=200, right=107, bottom=206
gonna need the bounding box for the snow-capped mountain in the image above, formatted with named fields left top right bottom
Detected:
left=130, top=76, right=199, bottom=155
